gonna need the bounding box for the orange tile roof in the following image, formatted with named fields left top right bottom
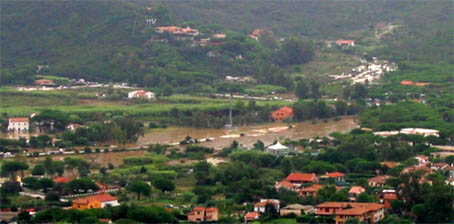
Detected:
left=336, top=39, right=355, bottom=45
left=276, top=180, right=294, bottom=189
left=9, top=117, right=29, bottom=123
left=73, top=193, right=117, bottom=204
left=193, top=206, right=206, bottom=212
left=286, top=172, right=317, bottom=182
left=326, top=172, right=345, bottom=178
left=245, top=211, right=261, bottom=220
left=300, top=184, right=324, bottom=192
left=54, top=176, right=72, bottom=184
left=317, top=202, right=384, bottom=216
left=272, top=106, right=294, bottom=121
left=381, top=161, right=400, bottom=168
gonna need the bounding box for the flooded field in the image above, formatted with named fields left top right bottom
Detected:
left=139, top=116, right=359, bottom=150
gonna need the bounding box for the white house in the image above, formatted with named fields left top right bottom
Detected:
left=400, top=128, right=439, bottom=137
left=8, top=117, right=30, bottom=132
left=414, top=155, right=429, bottom=165
left=128, top=90, right=155, bottom=100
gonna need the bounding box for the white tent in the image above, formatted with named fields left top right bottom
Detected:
left=267, top=142, right=289, bottom=150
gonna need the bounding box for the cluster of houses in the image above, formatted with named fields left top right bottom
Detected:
left=330, top=57, right=398, bottom=84
left=155, top=26, right=200, bottom=36
left=153, top=25, right=228, bottom=48
left=123, top=154, right=452, bottom=223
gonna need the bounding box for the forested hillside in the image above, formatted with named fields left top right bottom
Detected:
left=1, top=0, right=452, bottom=89
left=165, top=0, right=453, bottom=63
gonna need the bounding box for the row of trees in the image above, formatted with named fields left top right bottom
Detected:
left=61, top=117, right=144, bottom=146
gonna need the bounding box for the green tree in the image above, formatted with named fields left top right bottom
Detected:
left=31, top=164, right=45, bottom=176
left=1, top=161, right=29, bottom=180
left=152, top=177, right=175, bottom=192
left=127, top=181, right=150, bottom=200
left=66, top=178, right=99, bottom=193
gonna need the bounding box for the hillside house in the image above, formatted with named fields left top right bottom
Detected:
left=380, top=190, right=398, bottom=209
left=187, top=206, right=219, bottom=222
left=285, top=172, right=318, bottom=187
left=225, top=76, right=256, bottom=83
left=155, top=26, right=199, bottom=36
left=348, top=186, right=366, bottom=201
left=249, top=29, right=269, bottom=40
left=325, top=172, right=346, bottom=182
left=299, top=184, right=324, bottom=198
left=280, top=204, right=314, bottom=216
left=271, top=106, right=294, bottom=121
left=254, top=199, right=280, bottom=213
left=128, top=90, right=155, bottom=100
left=72, top=193, right=119, bottom=210
left=8, top=117, right=30, bottom=132
left=400, top=128, right=439, bottom=137
left=212, top=33, right=226, bottom=39
left=316, top=202, right=385, bottom=224
left=368, top=175, right=391, bottom=188
left=414, top=155, right=430, bottom=165
left=275, top=179, right=298, bottom=192
left=244, top=211, right=261, bottom=222
left=335, top=39, right=355, bottom=47
left=34, top=79, right=55, bottom=86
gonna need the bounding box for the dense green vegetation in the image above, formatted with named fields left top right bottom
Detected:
left=166, top=0, right=453, bottom=64
left=2, top=1, right=452, bottom=94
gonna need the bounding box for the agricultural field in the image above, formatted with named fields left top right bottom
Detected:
left=0, top=88, right=289, bottom=118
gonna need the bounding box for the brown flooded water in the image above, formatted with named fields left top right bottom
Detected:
left=138, top=116, right=359, bottom=150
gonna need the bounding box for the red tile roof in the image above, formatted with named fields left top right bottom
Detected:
left=286, top=172, right=317, bottom=182
left=326, top=172, right=345, bottom=178
left=317, top=202, right=384, bottom=216
left=336, top=39, right=355, bottom=45
left=300, top=184, right=324, bottom=193
left=245, top=211, right=261, bottom=220
left=54, top=176, right=72, bottom=184
left=193, top=206, right=206, bottom=212
left=34, top=79, right=55, bottom=85
left=272, top=106, right=294, bottom=121
left=276, top=180, right=294, bottom=189
left=9, top=117, right=29, bottom=123
left=73, top=193, right=117, bottom=204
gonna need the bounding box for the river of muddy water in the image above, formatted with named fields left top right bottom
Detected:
left=138, top=116, right=359, bottom=150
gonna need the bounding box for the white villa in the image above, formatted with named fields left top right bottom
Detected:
left=8, top=117, right=30, bottom=132
left=128, top=90, right=155, bottom=100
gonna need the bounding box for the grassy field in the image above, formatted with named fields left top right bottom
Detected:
left=0, top=88, right=289, bottom=117
left=293, top=50, right=361, bottom=80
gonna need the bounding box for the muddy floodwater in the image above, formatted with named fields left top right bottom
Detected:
left=138, top=116, right=359, bottom=149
